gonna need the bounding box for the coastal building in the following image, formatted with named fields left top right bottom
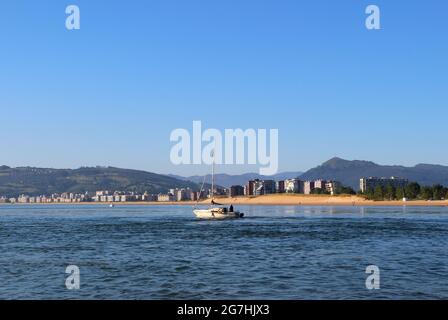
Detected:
left=141, top=193, right=157, bottom=202
left=263, top=180, right=276, bottom=194
left=8, top=190, right=184, bottom=204
left=360, top=177, right=409, bottom=193
left=284, top=179, right=303, bottom=193
left=303, top=181, right=315, bottom=195
left=190, top=191, right=198, bottom=201
left=325, top=181, right=342, bottom=195
left=120, top=195, right=133, bottom=202
left=199, top=190, right=208, bottom=200
left=214, top=187, right=227, bottom=196
left=158, top=194, right=175, bottom=202
left=313, top=179, right=327, bottom=190
left=245, top=180, right=256, bottom=196
left=276, top=180, right=285, bottom=193
left=18, top=195, right=29, bottom=203
left=175, top=189, right=189, bottom=201
left=229, top=185, right=245, bottom=197
left=253, top=179, right=276, bottom=196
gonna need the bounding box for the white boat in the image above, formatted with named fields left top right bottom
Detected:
left=193, top=207, right=243, bottom=220
left=193, top=151, right=244, bottom=220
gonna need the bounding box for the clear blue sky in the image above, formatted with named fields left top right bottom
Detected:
left=1, top=0, right=447, bottom=175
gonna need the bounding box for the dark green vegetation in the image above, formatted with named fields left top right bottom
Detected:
left=310, top=188, right=331, bottom=195
left=336, top=186, right=357, bottom=195
left=300, top=157, right=448, bottom=190
left=361, top=182, right=448, bottom=201
left=310, top=185, right=356, bottom=195
left=0, top=166, right=200, bottom=197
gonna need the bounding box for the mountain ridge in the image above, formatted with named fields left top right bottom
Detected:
left=0, top=166, right=200, bottom=198
left=299, top=157, right=448, bottom=190
left=2, top=157, right=448, bottom=196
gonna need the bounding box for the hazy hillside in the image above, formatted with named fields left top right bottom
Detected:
left=171, top=171, right=303, bottom=187
left=0, top=166, right=199, bottom=197
left=299, top=157, right=448, bottom=190
left=3, top=158, right=447, bottom=197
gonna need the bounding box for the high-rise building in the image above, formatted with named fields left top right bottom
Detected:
left=276, top=180, right=285, bottom=193
left=190, top=191, right=198, bottom=201
left=325, top=181, right=342, bottom=195
left=229, top=185, right=245, bottom=197
left=253, top=179, right=276, bottom=195
left=176, top=189, right=189, bottom=201
left=303, top=181, right=315, bottom=195
left=245, top=180, right=256, bottom=196
left=284, top=179, right=303, bottom=193
left=262, top=180, right=276, bottom=194
left=314, top=179, right=327, bottom=190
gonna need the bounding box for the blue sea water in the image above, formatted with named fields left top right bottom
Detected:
left=0, top=204, right=447, bottom=300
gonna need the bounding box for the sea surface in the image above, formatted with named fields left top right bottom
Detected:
left=0, top=204, right=447, bottom=300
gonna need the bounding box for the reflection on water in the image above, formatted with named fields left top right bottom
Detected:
left=0, top=204, right=447, bottom=299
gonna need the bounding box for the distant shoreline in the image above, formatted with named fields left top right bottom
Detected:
left=1, top=194, right=447, bottom=207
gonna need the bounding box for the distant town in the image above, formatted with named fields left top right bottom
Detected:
left=1, top=175, right=433, bottom=204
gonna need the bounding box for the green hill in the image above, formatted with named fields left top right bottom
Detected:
left=0, top=166, right=200, bottom=197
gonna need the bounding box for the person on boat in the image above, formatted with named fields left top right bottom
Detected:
left=229, top=204, right=234, bottom=212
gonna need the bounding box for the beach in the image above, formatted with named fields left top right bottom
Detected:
left=2, top=194, right=447, bottom=207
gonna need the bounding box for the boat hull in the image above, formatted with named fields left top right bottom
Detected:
left=193, top=209, right=243, bottom=220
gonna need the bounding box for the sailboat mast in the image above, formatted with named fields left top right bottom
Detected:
left=211, top=151, right=215, bottom=201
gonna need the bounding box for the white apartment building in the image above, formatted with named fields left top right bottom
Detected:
left=284, top=179, right=302, bottom=193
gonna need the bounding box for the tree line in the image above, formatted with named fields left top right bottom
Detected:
left=361, top=182, right=448, bottom=201
left=310, top=186, right=356, bottom=195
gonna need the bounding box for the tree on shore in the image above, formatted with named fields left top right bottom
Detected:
left=405, top=182, right=421, bottom=200
left=337, top=186, right=356, bottom=195
left=384, top=184, right=396, bottom=200
left=365, top=187, right=374, bottom=199
left=395, top=187, right=404, bottom=200
left=311, top=188, right=330, bottom=195
left=432, top=184, right=446, bottom=200
left=373, top=185, right=383, bottom=201
left=420, top=186, right=433, bottom=200
left=361, top=181, right=448, bottom=201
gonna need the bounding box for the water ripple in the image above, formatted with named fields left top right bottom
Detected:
left=0, top=204, right=447, bottom=299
